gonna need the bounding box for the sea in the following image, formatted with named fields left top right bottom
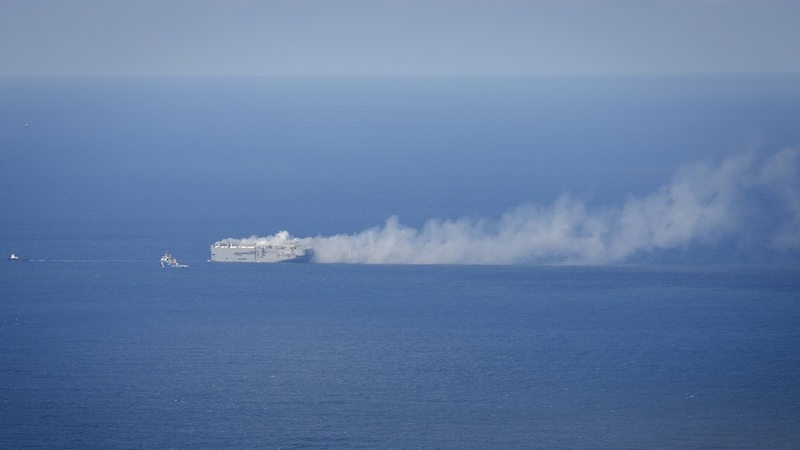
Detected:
left=1, top=75, right=800, bottom=448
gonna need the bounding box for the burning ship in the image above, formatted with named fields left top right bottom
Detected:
left=210, top=232, right=313, bottom=263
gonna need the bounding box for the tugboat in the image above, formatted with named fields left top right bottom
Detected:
left=160, top=252, right=188, bottom=269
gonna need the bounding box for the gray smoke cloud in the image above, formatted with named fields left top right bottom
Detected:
left=221, top=149, right=800, bottom=265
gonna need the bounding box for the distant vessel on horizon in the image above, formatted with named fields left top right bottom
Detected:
left=160, top=252, right=188, bottom=269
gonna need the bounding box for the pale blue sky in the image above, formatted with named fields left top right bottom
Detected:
left=1, top=0, right=799, bottom=75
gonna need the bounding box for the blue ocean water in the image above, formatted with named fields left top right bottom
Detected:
left=2, top=75, right=800, bottom=448
left=2, top=262, right=799, bottom=448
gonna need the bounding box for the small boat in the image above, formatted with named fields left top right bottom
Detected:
left=8, top=253, right=20, bottom=261
left=160, top=252, right=188, bottom=269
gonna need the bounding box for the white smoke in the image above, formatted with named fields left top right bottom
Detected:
left=215, top=230, right=299, bottom=247
left=753, top=148, right=800, bottom=250
left=219, top=149, right=800, bottom=265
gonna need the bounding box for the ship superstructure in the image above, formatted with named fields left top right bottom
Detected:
left=210, top=242, right=312, bottom=263
left=161, top=252, right=188, bottom=268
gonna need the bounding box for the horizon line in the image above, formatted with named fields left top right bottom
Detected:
left=2, top=71, right=800, bottom=78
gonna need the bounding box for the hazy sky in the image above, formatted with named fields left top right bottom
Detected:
left=2, top=0, right=799, bottom=75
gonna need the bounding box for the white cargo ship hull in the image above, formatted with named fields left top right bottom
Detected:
left=210, top=244, right=313, bottom=263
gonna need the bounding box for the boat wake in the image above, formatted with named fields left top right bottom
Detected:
left=17, top=259, right=153, bottom=263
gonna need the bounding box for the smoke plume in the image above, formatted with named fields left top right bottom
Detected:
left=217, top=149, right=800, bottom=265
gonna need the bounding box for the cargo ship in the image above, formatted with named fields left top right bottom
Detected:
left=210, top=242, right=313, bottom=263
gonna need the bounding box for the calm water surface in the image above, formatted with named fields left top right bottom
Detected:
left=2, top=262, right=799, bottom=448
